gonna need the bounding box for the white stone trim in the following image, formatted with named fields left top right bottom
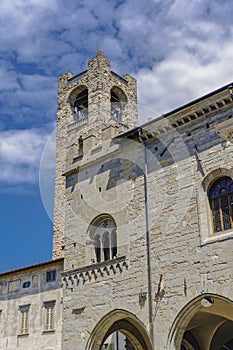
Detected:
left=197, top=167, right=233, bottom=245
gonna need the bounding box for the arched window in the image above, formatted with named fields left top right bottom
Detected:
left=74, top=89, right=88, bottom=121
left=89, top=216, right=117, bottom=263
left=69, top=86, right=88, bottom=122
left=103, top=232, right=110, bottom=261
left=111, top=229, right=117, bottom=259
left=209, top=176, right=233, bottom=233
left=94, top=235, right=101, bottom=263
left=111, top=87, right=127, bottom=122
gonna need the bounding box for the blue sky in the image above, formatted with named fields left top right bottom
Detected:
left=1, top=0, right=233, bottom=273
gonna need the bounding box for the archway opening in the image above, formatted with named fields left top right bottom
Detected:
left=111, top=86, right=127, bottom=122
left=87, top=309, right=152, bottom=350
left=101, top=330, right=136, bottom=350
left=69, top=85, right=88, bottom=122
left=169, top=294, right=233, bottom=350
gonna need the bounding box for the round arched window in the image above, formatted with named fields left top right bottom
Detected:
left=89, top=216, right=117, bottom=263
left=209, top=176, right=233, bottom=232
left=69, top=86, right=88, bottom=122
left=111, top=87, right=127, bottom=122
left=73, top=89, right=88, bottom=120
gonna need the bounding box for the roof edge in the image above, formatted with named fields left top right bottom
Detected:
left=0, top=258, right=64, bottom=278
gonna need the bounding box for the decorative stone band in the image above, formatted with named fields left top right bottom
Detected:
left=166, top=91, right=232, bottom=131
left=62, top=256, right=128, bottom=289
left=139, top=89, right=233, bottom=140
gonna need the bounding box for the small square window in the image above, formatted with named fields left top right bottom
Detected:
left=46, top=270, right=56, bottom=282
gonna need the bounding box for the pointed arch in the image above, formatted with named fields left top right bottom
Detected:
left=167, top=293, right=233, bottom=350
left=86, top=309, right=152, bottom=350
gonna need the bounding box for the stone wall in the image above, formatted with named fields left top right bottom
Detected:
left=0, top=259, right=63, bottom=350
left=61, top=79, right=233, bottom=349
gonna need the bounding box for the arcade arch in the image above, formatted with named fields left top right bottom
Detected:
left=168, top=294, right=233, bottom=350
left=86, top=309, right=152, bottom=350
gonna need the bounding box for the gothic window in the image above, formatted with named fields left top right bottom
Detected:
left=111, top=87, right=127, bottom=122
left=209, top=176, right=233, bottom=233
left=89, top=216, right=117, bottom=263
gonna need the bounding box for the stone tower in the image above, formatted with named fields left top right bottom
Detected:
left=53, top=54, right=233, bottom=350
left=52, top=53, right=138, bottom=260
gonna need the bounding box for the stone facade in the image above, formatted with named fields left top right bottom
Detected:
left=1, top=54, right=233, bottom=350
left=58, top=54, right=233, bottom=350
left=0, top=259, right=63, bottom=350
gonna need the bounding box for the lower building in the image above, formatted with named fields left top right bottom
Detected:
left=0, top=259, right=63, bottom=350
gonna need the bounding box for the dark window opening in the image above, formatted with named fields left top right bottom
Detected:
left=103, top=233, right=110, bottom=261
left=78, top=136, right=83, bottom=156
left=111, top=230, right=117, bottom=258
left=94, top=236, right=101, bottom=263
left=111, top=90, right=122, bottom=122
left=22, top=281, right=31, bottom=289
left=73, top=89, right=88, bottom=121
left=46, top=270, right=56, bottom=282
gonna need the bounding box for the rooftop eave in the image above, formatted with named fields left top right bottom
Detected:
left=0, top=258, right=64, bottom=278
left=214, top=118, right=233, bottom=143
left=115, top=82, right=233, bottom=142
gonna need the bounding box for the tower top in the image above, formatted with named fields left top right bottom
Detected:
left=97, top=49, right=104, bottom=56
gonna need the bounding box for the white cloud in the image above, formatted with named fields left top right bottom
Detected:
left=1, top=0, right=233, bottom=188
left=137, top=34, right=233, bottom=117
left=0, top=127, right=54, bottom=185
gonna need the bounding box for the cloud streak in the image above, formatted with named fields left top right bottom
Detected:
left=0, top=127, right=54, bottom=187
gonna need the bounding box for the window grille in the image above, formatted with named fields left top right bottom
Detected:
left=209, top=177, right=233, bottom=233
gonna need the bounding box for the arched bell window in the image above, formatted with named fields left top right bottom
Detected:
left=89, top=216, right=117, bottom=263
left=69, top=86, right=88, bottom=122
left=209, top=176, right=233, bottom=233
left=74, top=89, right=88, bottom=120
left=111, top=87, right=127, bottom=122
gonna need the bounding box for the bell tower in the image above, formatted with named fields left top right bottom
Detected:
left=52, top=53, right=138, bottom=259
